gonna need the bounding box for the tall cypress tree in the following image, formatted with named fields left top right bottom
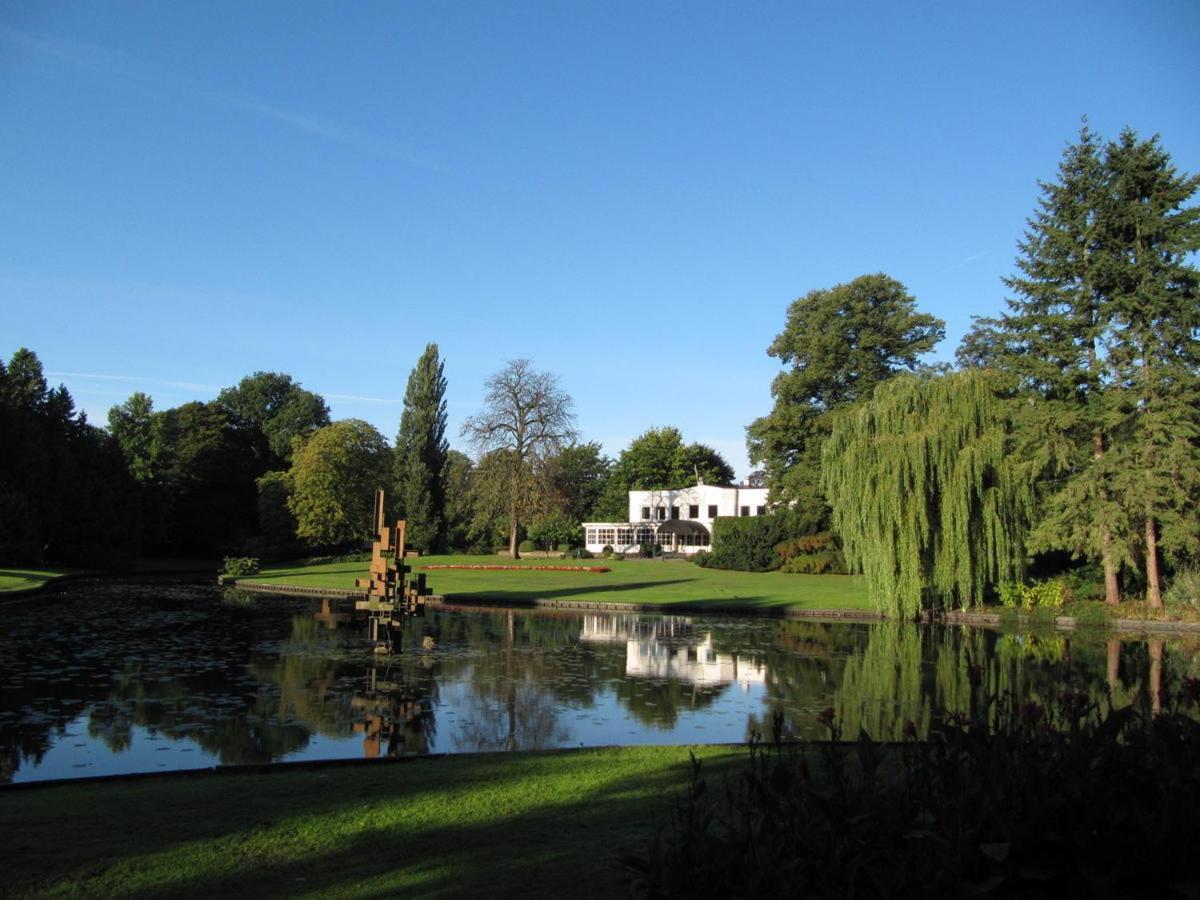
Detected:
left=394, top=344, right=449, bottom=553
left=1100, top=130, right=1200, bottom=606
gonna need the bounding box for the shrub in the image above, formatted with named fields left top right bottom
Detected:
left=568, top=547, right=594, bottom=559
left=706, top=512, right=815, bottom=572
left=221, top=556, right=260, bottom=577
left=601, top=544, right=614, bottom=558
left=1165, top=567, right=1200, bottom=609
left=639, top=542, right=657, bottom=559
left=612, top=552, right=625, bottom=561
left=775, top=532, right=847, bottom=574
left=998, top=577, right=1071, bottom=610
left=518, top=539, right=536, bottom=553
left=691, top=550, right=713, bottom=567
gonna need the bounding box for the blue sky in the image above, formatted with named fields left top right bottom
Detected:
left=3, top=1, right=1198, bottom=477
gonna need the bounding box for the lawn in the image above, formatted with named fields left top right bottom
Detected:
left=241, top=554, right=871, bottom=612
left=0, top=567, right=81, bottom=593
left=0, top=745, right=743, bottom=899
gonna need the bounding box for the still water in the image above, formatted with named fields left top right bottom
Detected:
left=2, top=580, right=1195, bottom=783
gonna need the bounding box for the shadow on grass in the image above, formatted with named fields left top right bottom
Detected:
left=443, top=579, right=699, bottom=605
left=1, top=749, right=746, bottom=898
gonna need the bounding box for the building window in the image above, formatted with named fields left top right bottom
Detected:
left=617, top=528, right=634, bottom=545
left=707, top=505, right=718, bottom=518
left=656, top=507, right=667, bottom=521
left=671, top=505, right=680, bottom=520
left=740, top=506, right=750, bottom=517
left=688, top=504, right=699, bottom=518
left=641, top=506, right=650, bottom=520
left=756, top=506, right=766, bottom=516
left=586, top=528, right=597, bottom=544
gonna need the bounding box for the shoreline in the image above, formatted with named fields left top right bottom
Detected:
left=230, top=578, right=1200, bottom=634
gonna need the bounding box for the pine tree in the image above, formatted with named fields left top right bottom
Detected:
left=394, top=343, right=449, bottom=553
left=959, top=124, right=1125, bottom=603
left=1100, top=130, right=1200, bottom=606
left=960, top=125, right=1200, bottom=606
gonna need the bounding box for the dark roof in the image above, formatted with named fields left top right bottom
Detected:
left=656, top=520, right=711, bottom=536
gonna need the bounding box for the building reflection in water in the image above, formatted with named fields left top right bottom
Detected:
left=578, top=614, right=767, bottom=690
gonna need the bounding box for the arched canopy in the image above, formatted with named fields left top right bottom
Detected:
left=656, top=520, right=711, bottom=538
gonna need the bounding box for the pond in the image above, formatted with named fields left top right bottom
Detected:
left=2, top=580, right=1196, bottom=783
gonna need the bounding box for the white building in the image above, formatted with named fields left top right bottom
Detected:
left=582, top=482, right=769, bottom=556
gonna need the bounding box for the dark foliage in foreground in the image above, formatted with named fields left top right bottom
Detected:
left=629, top=684, right=1200, bottom=897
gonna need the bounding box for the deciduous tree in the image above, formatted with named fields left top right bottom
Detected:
left=288, top=419, right=392, bottom=548
left=461, top=360, right=577, bottom=558
left=748, top=274, right=944, bottom=515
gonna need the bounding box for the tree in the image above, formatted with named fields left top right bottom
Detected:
left=527, top=510, right=578, bottom=552
left=0, top=348, right=139, bottom=567
left=822, top=371, right=1032, bottom=618
left=1101, top=129, right=1200, bottom=606
left=461, top=360, right=577, bottom=558
left=748, top=274, right=945, bottom=515
left=959, top=125, right=1200, bottom=606
left=287, top=419, right=392, bottom=548
left=393, top=344, right=449, bottom=553
left=594, top=427, right=735, bottom=521
left=958, top=124, right=1124, bottom=604
left=108, top=392, right=159, bottom=482
left=443, top=449, right=475, bottom=551
left=217, top=372, right=330, bottom=467
left=546, top=441, right=611, bottom=525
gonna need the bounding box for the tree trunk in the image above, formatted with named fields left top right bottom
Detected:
left=1106, top=639, right=1121, bottom=691
left=1094, top=431, right=1121, bottom=605
left=509, top=516, right=520, bottom=560
left=1145, top=514, right=1163, bottom=607
left=1149, top=639, right=1164, bottom=715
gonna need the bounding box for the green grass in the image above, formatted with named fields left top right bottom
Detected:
left=242, top=554, right=871, bottom=611
left=0, top=745, right=743, bottom=899
left=0, top=567, right=80, bottom=593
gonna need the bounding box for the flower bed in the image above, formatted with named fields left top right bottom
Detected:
left=420, top=564, right=612, bottom=573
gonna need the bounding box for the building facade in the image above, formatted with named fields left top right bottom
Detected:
left=582, top=482, right=769, bottom=556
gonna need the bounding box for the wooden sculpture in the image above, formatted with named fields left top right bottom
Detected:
left=355, top=490, right=431, bottom=651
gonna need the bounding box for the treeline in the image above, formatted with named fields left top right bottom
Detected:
left=749, top=124, right=1200, bottom=614
left=0, top=342, right=739, bottom=567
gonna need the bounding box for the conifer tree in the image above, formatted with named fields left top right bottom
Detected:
left=959, top=124, right=1124, bottom=603
left=960, top=125, right=1200, bottom=606
left=394, top=343, right=449, bottom=553
left=1100, top=130, right=1200, bottom=606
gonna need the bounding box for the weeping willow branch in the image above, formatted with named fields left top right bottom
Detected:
left=822, top=371, right=1032, bottom=617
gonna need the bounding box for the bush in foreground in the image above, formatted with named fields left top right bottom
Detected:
left=629, top=685, right=1200, bottom=897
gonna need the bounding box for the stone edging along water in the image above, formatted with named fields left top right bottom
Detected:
left=228, top=580, right=1200, bottom=633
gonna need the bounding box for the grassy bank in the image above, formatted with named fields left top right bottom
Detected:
left=0, top=745, right=742, bottom=899
left=0, top=567, right=81, bottom=593
left=241, top=554, right=871, bottom=611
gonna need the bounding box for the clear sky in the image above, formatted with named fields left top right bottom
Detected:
left=3, top=1, right=1198, bottom=477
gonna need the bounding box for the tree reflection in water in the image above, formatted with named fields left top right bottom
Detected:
left=2, top=581, right=1198, bottom=782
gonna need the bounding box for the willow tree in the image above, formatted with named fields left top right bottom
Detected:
left=822, top=371, right=1031, bottom=617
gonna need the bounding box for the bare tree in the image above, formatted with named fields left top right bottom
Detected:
left=461, top=359, right=577, bottom=558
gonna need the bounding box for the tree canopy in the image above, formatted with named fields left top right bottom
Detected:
left=287, top=419, right=392, bottom=548
left=748, top=274, right=944, bottom=514
left=217, top=371, right=330, bottom=466
left=594, top=427, right=734, bottom=520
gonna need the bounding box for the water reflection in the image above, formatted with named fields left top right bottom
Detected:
left=1, top=580, right=1196, bottom=783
